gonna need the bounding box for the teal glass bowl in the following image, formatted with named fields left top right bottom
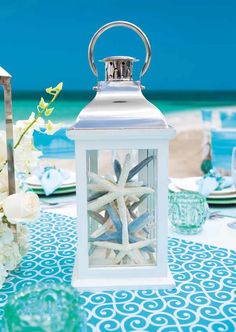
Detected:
left=168, top=192, right=208, bottom=235
left=4, top=284, right=87, bottom=332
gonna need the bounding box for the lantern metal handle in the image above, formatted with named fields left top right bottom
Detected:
left=88, top=21, right=151, bottom=79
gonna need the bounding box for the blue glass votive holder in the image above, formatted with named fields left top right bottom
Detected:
left=4, top=284, right=87, bottom=332
left=168, top=191, right=208, bottom=235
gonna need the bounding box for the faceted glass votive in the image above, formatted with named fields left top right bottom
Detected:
left=4, top=284, right=87, bottom=332
left=168, top=192, right=208, bottom=235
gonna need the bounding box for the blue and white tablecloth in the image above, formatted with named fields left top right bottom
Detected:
left=0, top=212, right=236, bottom=331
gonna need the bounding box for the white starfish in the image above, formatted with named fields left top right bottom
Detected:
left=87, top=157, right=154, bottom=213
left=88, top=153, right=155, bottom=265
left=88, top=155, right=153, bottom=235
left=93, top=239, right=155, bottom=264
left=90, top=218, right=114, bottom=238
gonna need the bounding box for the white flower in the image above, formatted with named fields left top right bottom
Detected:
left=0, top=241, right=21, bottom=271
left=14, top=147, right=42, bottom=174
left=2, top=192, right=40, bottom=224
left=14, top=113, right=45, bottom=140
left=13, top=114, right=44, bottom=174
left=17, top=224, right=30, bottom=256
left=0, top=222, right=14, bottom=244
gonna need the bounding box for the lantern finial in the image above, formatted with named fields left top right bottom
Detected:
left=100, top=56, right=139, bottom=81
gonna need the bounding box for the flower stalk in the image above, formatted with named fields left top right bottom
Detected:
left=14, top=82, right=63, bottom=149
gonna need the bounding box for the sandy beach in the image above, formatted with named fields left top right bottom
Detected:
left=167, top=111, right=203, bottom=177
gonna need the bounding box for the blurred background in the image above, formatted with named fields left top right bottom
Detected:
left=0, top=0, right=236, bottom=123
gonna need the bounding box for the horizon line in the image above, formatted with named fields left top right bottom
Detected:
left=4, top=90, right=236, bottom=101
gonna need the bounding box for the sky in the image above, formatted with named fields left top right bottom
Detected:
left=0, top=0, right=236, bottom=91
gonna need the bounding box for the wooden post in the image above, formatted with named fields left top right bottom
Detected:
left=0, top=67, right=15, bottom=194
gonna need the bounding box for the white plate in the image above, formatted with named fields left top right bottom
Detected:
left=27, top=171, right=76, bottom=189
left=169, top=183, right=236, bottom=201
left=172, top=177, right=236, bottom=196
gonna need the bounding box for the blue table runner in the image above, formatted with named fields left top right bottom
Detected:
left=0, top=212, right=236, bottom=331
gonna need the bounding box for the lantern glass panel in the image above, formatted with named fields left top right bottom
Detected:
left=87, top=148, right=158, bottom=267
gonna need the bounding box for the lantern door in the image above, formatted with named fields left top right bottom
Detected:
left=72, top=139, right=175, bottom=290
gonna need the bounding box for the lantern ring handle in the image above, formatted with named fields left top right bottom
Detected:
left=88, top=20, right=151, bottom=78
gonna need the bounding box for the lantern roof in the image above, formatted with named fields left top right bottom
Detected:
left=100, top=56, right=138, bottom=62
left=0, top=67, right=11, bottom=78
left=69, top=80, right=169, bottom=131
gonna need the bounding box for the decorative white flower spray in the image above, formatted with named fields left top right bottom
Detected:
left=0, top=82, right=63, bottom=288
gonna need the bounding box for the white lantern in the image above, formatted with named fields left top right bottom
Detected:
left=67, top=21, right=176, bottom=291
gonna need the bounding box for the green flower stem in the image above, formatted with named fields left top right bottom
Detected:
left=0, top=84, right=62, bottom=173
left=0, top=160, right=7, bottom=173
left=14, top=92, right=58, bottom=149
left=13, top=110, right=44, bottom=149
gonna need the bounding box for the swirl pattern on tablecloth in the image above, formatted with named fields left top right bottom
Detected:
left=0, top=212, right=235, bottom=331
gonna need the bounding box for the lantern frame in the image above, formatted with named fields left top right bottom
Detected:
left=68, top=128, right=175, bottom=291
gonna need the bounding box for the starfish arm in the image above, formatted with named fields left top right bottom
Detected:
left=118, top=154, right=131, bottom=186
left=88, top=192, right=117, bottom=211
left=128, top=249, right=147, bottom=264
left=125, top=186, right=154, bottom=196
left=128, top=212, right=152, bottom=233
left=89, top=231, right=121, bottom=242
left=129, top=194, right=149, bottom=214
left=141, top=246, right=155, bottom=253
left=127, top=239, right=155, bottom=250
left=128, top=208, right=138, bottom=219
left=113, top=159, right=122, bottom=182
left=90, top=219, right=113, bottom=238
left=117, top=196, right=129, bottom=245
left=88, top=244, right=96, bottom=256
left=114, top=250, right=144, bottom=265
left=88, top=172, right=116, bottom=192
left=88, top=184, right=109, bottom=192
left=88, top=211, right=107, bottom=225
left=129, top=234, right=155, bottom=252
left=93, top=241, right=124, bottom=251
left=88, top=191, right=107, bottom=202
left=104, top=174, right=116, bottom=183
left=126, top=181, right=144, bottom=187
left=127, top=156, right=154, bottom=182
left=125, top=195, right=140, bottom=203
left=114, top=251, right=126, bottom=264
left=106, top=204, right=122, bottom=232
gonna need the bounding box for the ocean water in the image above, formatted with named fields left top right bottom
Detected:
left=0, top=91, right=236, bottom=126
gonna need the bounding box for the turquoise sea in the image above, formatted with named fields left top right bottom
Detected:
left=1, top=91, right=236, bottom=126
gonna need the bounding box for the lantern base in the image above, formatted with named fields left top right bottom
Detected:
left=72, top=265, right=175, bottom=291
